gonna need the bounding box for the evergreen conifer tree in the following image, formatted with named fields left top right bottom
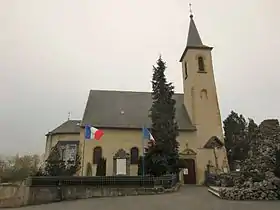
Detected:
left=223, top=111, right=248, bottom=169
left=96, top=157, right=106, bottom=176
left=86, top=162, right=92, bottom=176
left=145, top=56, right=179, bottom=175
left=44, top=145, right=81, bottom=176
left=44, top=145, right=66, bottom=176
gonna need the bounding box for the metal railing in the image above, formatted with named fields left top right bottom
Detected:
left=26, top=174, right=178, bottom=188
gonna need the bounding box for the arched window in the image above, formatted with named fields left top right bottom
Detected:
left=198, top=56, right=205, bottom=71
left=200, top=89, right=208, bottom=99
left=130, top=147, right=139, bottom=164
left=93, top=146, right=102, bottom=164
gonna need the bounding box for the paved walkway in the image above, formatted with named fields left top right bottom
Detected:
left=11, top=186, right=280, bottom=210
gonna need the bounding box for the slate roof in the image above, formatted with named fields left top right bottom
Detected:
left=187, top=15, right=203, bottom=47
left=81, top=90, right=196, bottom=131
left=179, top=15, right=212, bottom=62
left=46, top=120, right=81, bottom=136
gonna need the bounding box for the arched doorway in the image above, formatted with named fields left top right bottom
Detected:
left=183, top=159, right=196, bottom=184
left=179, top=143, right=197, bottom=184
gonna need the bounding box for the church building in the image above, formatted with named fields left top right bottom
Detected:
left=45, top=14, right=228, bottom=185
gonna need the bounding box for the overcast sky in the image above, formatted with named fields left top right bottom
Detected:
left=0, top=0, right=279, bottom=155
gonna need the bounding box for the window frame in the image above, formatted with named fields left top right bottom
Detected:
left=130, top=147, right=139, bottom=164
left=198, top=56, right=205, bottom=71
left=93, top=146, right=102, bottom=164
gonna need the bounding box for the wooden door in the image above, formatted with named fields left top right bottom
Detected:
left=183, top=159, right=196, bottom=184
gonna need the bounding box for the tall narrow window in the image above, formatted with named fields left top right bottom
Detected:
left=130, top=147, right=139, bottom=164
left=68, top=144, right=77, bottom=161
left=93, top=146, right=102, bottom=164
left=61, top=148, right=66, bottom=161
left=198, top=56, right=205, bottom=71
left=184, top=62, right=188, bottom=79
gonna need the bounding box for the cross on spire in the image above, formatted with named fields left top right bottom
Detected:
left=189, top=3, right=193, bottom=18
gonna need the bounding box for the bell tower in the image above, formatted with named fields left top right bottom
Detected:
left=180, top=11, right=223, bottom=144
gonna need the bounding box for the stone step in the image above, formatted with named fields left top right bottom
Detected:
left=207, top=186, right=221, bottom=198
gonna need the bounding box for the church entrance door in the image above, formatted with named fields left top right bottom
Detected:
left=183, top=159, right=196, bottom=184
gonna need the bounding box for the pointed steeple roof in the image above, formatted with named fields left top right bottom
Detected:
left=179, top=14, right=212, bottom=62
left=187, top=14, right=203, bottom=46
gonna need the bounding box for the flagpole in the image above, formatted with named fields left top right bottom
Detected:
left=81, top=126, right=87, bottom=176
left=142, top=134, right=145, bottom=177
left=142, top=126, right=146, bottom=177
left=82, top=136, right=86, bottom=176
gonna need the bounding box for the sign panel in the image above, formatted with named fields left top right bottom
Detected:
left=116, top=159, right=126, bottom=175
left=183, top=168, right=189, bottom=175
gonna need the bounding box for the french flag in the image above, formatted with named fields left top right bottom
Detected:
left=84, top=125, right=104, bottom=140
left=142, top=127, right=156, bottom=144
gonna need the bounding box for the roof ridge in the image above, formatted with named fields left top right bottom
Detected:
left=67, top=119, right=81, bottom=122
left=90, top=89, right=150, bottom=94
left=89, top=89, right=184, bottom=95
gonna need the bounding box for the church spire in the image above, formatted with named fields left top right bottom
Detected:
left=179, top=6, right=212, bottom=62
left=186, top=13, right=203, bottom=47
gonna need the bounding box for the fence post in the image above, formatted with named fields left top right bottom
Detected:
left=57, top=180, right=62, bottom=201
